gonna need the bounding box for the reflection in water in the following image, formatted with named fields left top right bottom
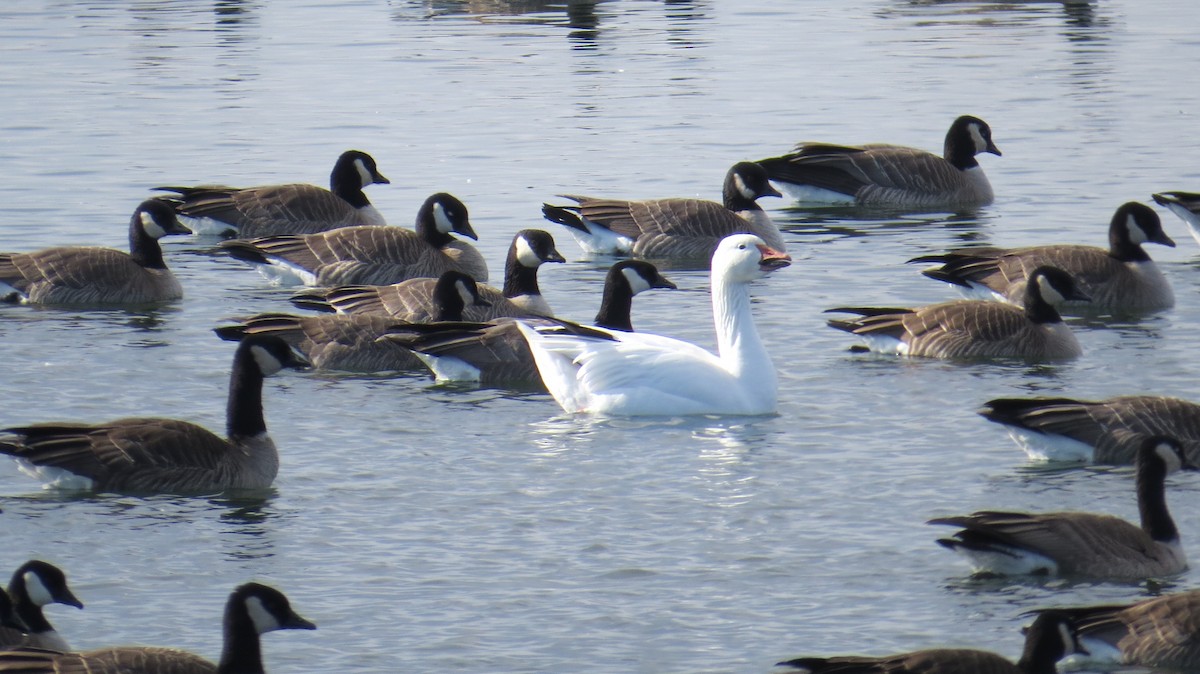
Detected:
left=776, top=205, right=994, bottom=246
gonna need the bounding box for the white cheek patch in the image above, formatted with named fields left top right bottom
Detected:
left=250, top=345, right=284, bottom=376
left=1126, top=214, right=1148, bottom=244
left=433, top=203, right=454, bottom=234
left=354, top=158, right=373, bottom=187
left=621, top=266, right=652, bottom=295
left=968, top=123, right=989, bottom=154
left=141, top=211, right=167, bottom=239
left=1037, top=275, right=1066, bottom=305
left=24, top=571, right=54, bottom=607
left=1157, top=442, right=1183, bottom=473
left=514, top=236, right=542, bottom=268
left=734, top=173, right=755, bottom=200
left=245, top=596, right=282, bottom=634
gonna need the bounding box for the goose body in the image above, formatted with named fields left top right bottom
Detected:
left=776, top=610, right=1084, bottom=674
left=1152, top=191, right=1200, bottom=246
left=215, top=271, right=492, bottom=373
left=156, top=149, right=390, bottom=238
left=0, top=337, right=306, bottom=493
left=0, top=583, right=314, bottom=674
left=826, top=266, right=1089, bottom=361
left=757, top=115, right=1001, bottom=208
left=289, top=229, right=561, bottom=320
left=0, top=588, right=29, bottom=649
left=218, top=192, right=486, bottom=287
left=911, top=202, right=1175, bottom=312
left=979, top=394, right=1200, bottom=464
left=2, top=562, right=81, bottom=652
left=1035, top=589, right=1200, bottom=670
left=0, top=199, right=192, bottom=305
left=542, top=162, right=785, bottom=258
left=929, top=437, right=1194, bottom=580
left=382, top=260, right=677, bottom=386
left=517, top=234, right=789, bottom=416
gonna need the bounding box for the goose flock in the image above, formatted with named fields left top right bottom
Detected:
left=2, top=114, right=1200, bottom=673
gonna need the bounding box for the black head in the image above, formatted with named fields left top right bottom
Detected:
left=1136, top=435, right=1194, bottom=473
left=335, top=149, right=390, bottom=187
left=948, top=115, right=1001, bottom=157
left=1018, top=610, right=1087, bottom=671
left=512, top=229, right=566, bottom=267
left=237, top=334, right=311, bottom=375
left=610, top=260, right=677, bottom=294
left=135, top=198, right=193, bottom=239
left=433, top=270, right=492, bottom=319
left=10, top=560, right=83, bottom=610
left=726, top=161, right=783, bottom=202
left=1027, top=266, right=1090, bottom=306
left=228, top=582, right=316, bottom=634
left=1110, top=201, right=1175, bottom=250
left=420, top=193, right=477, bottom=241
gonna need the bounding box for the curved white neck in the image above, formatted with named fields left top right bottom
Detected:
left=711, top=272, right=776, bottom=391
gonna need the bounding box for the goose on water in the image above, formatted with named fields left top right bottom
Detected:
left=929, top=436, right=1195, bottom=580
left=757, top=115, right=1001, bottom=209
left=542, top=162, right=785, bottom=259
left=217, top=192, right=486, bottom=287
left=0, top=561, right=82, bottom=651
left=516, top=233, right=790, bottom=416
left=911, top=202, right=1175, bottom=312
left=156, top=149, right=390, bottom=238
left=0, top=199, right=192, bottom=305
left=0, top=336, right=307, bottom=493
left=826, top=266, right=1089, bottom=361
left=0, top=582, right=313, bottom=674
left=1152, top=191, right=1200, bottom=246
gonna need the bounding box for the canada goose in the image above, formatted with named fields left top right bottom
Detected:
left=0, top=336, right=307, bottom=493
left=217, top=192, right=486, bottom=286
left=1030, top=589, right=1200, bottom=670
left=979, top=394, right=1200, bottom=464
left=4, top=561, right=82, bottom=651
left=928, top=436, right=1195, bottom=580
left=826, top=266, right=1089, bottom=361
left=541, top=161, right=785, bottom=259
left=516, top=234, right=790, bottom=416
left=756, top=115, right=1001, bottom=209
left=380, top=260, right=678, bottom=386
left=0, top=588, right=29, bottom=648
left=1152, top=191, right=1200, bottom=246
left=289, top=229, right=562, bottom=320
left=214, top=272, right=492, bottom=373
left=0, top=199, right=192, bottom=305
left=775, top=610, right=1084, bottom=674
left=0, top=582, right=314, bottom=674
left=156, top=149, right=390, bottom=238
left=910, top=202, right=1175, bottom=312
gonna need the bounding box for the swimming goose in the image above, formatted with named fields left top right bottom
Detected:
left=929, top=436, right=1195, bottom=580
left=1031, top=589, right=1200, bottom=670
left=826, top=266, right=1089, bottom=361
left=516, top=234, right=790, bottom=416
left=910, top=202, right=1175, bottom=312
left=0, top=199, right=192, bottom=305
left=775, top=610, right=1084, bottom=674
left=380, top=260, right=678, bottom=386
left=979, top=394, right=1200, bottom=464
left=1152, top=191, right=1200, bottom=246
left=541, top=161, right=786, bottom=258
left=757, top=115, right=1001, bottom=208
left=0, top=336, right=307, bottom=493
left=4, top=561, right=82, bottom=651
left=156, top=149, right=390, bottom=238
left=289, top=229, right=562, bottom=320
left=214, top=272, right=491, bottom=372
left=217, top=192, right=486, bottom=286
left=0, top=582, right=314, bottom=674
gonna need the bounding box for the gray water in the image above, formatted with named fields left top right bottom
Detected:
left=2, top=1, right=1200, bottom=673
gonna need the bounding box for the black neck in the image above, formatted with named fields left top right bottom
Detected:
left=722, top=176, right=764, bottom=212
left=1137, top=450, right=1179, bottom=542
left=503, top=248, right=541, bottom=300
left=1023, top=280, right=1063, bottom=325
left=227, top=349, right=267, bottom=438
left=217, top=607, right=266, bottom=674
left=330, top=165, right=371, bottom=209
left=8, top=582, right=51, bottom=634
left=416, top=202, right=455, bottom=247
left=594, top=275, right=634, bottom=331
left=129, top=212, right=168, bottom=270
left=1109, top=225, right=1151, bottom=263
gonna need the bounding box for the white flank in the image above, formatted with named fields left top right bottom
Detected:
left=776, top=183, right=856, bottom=205
left=563, top=223, right=634, bottom=256
left=415, top=352, right=481, bottom=382
left=1004, top=428, right=1094, bottom=463
left=16, top=460, right=95, bottom=491
left=955, top=545, right=1059, bottom=576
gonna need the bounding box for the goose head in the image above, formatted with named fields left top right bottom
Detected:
left=612, top=260, right=677, bottom=295
left=420, top=193, right=478, bottom=241
left=228, top=583, right=315, bottom=635
left=241, top=334, right=312, bottom=376
left=1138, top=435, right=1196, bottom=474
left=10, top=560, right=83, bottom=610
left=136, top=198, right=193, bottom=240
left=949, top=115, right=1002, bottom=158
left=1018, top=610, right=1088, bottom=671
left=336, top=149, right=390, bottom=188
left=512, top=229, right=566, bottom=268
left=725, top=162, right=783, bottom=206
left=433, top=270, right=493, bottom=320
left=1112, top=201, right=1175, bottom=249
left=712, top=234, right=791, bottom=284
left=1027, top=266, right=1090, bottom=307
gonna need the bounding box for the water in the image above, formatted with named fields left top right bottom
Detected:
left=1, top=1, right=1199, bottom=672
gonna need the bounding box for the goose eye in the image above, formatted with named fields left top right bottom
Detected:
left=738, top=244, right=746, bottom=249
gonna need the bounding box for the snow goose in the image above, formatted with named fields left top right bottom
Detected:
left=516, top=234, right=789, bottom=416
left=979, top=394, right=1200, bottom=464
left=156, top=149, right=390, bottom=238
left=911, top=202, right=1175, bottom=312
left=0, top=199, right=192, bottom=305
left=0, top=582, right=314, bottom=674
left=380, top=260, right=677, bottom=387
left=541, top=162, right=785, bottom=259
left=0, top=336, right=307, bottom=493
left=826, top=266, right=1089, bottom=361
left=217, top=192, right=486, bottom=286
left=775, top=610, right=1084, bottom=674
left=1152, top=191, right=1200, bottom=245
left=289, top=229, right=561, bottom=320
left=2, top=561, right=82, bottom=651
left=757, top=115, right=1001, bottom=209
left=214, top=271, right=491, bottom=372
left=1030, top=589, right=1200, bottom=670
left=929, top=436, right=1195, bottom=580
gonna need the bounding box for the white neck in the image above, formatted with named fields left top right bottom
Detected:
left=711, top=271, right=776, bottom=395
